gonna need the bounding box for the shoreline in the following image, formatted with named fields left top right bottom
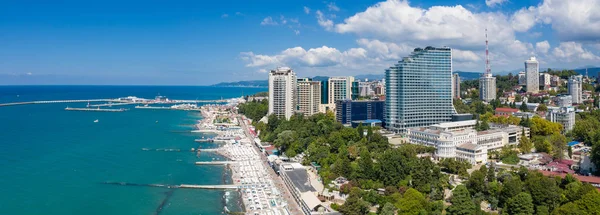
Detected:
left=196, top=104, right=295, bottom=214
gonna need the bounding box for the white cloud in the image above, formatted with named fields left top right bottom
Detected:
left=536, top=41, right=550, bottom=54
left=536, top=0, right=600, bottom=42
left=316, top=10, right=334, bottom=31
left=235, top=12, right=244, bottom=16
left=258, top=69, right=268, bottom=73
left=328, top=2, right=340, bottom=11
left=355, top=39, right=413, bottom=60
left=241, top=46, right=369, bottom=68
left=453, top=49, right=481, bottom=62
left=485, top=0, right=508, bottom=8
left=334, top=0, right=516, bottom=50
left=304, top=6, right=311, bottom=14
left=510, top=7, right=537, bottom=32
left=221, top=14, right=229, bottom=18
left=280, top=15, right=287, bottom=24
left=294, top=30, right=300, bottom=35
left=289, top=18, right=299, bottom=23
left=552, top=42, right=600, bottom=62
left=260, top=16, right=278, bottom=25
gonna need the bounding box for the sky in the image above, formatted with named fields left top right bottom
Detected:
left=1, top=0, right=599, bottom=85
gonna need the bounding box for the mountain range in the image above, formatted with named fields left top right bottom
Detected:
left=213, top=67, right=600, bottom=87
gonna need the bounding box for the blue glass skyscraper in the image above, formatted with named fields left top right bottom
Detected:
left=385, top=46, right=456, bottom=133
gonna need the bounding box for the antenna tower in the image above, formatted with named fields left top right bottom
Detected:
left=485, top=28, right=491, bottom=75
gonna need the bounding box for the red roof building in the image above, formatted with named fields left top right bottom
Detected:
left=495, top=107, right=519, bottom=117
left=539, top=170, right=600, bottom=190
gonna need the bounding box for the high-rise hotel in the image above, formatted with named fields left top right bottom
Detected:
left=268, top=67, right=296, bottom=120
left=525, top=57, right=540, bottom=93
left=296, top=78, right=321, bottom=116
left=385, top=46, right=456, bottom=133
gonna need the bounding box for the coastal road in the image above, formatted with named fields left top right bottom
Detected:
left=237, top=115, right=303, bottom=215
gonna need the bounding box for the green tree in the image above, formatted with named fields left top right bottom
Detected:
left=379, top=202, right=396, bottom=215
left=525, top=172, right=562, bottom=211
left=534, top=137, right=553, bottom=153
left=572, top=191, right=600, bottom=214
left=568, top=146, right=573, bottom=158
left=519, top=135, right=533, bottom=153
left=548, top=133, right=567, bottom=160
left=499, top=177, right=523, bottom=207
left=395, top=188, right=428, bottom=215
left=339, top=190, right=370, bottom=215
left=520, top=102, right=529, bottom=112
left=466, top=169, right=486, bottom=195
left=537, top=103, right=548, bottom=112
left=357, top=123, right=364, bottom=139
left=552, top=202, right=582, bottom=215
left=506, top=192, right=535, bottom=215
left=357, top=148, right=375, bottom=179
left=530, top=116, right=562, bottom=136
left=447, top=185, right=476, bottom=215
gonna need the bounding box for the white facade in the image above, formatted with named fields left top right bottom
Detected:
left=539, top=73, right=551, bottom=88
left=525, top=57, right=540, bottom=93
left=518, top=71, right=526, bottom=86
left=452, top=73, right=461, bottom=99
left=556, top=95, right=573, bottom=107
left=456, top=143, right=488, bottom=164
left=479, top=73, right=496, bottom=102
left=547, top=107, right=576, bottom=132
left=477, top=130, right=508, bottom=151
left=327, top=77, right=354, bottom=105
left=296, top=78, right=321, bottom=116
left=569, top=75, right=583, bottom=104
left=268, top=67, right=296, bottom=120
left=407, top=127, right=477, bottom=160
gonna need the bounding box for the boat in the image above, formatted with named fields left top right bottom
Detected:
left=94, top=119, right=99, bottom=123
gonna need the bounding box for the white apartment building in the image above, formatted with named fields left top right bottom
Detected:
left=555, top=95, right=573, bottom=107
left=327, top=77, right=354, bottom=105
left=268, top=67, right=296, bottom=120
left=296, top=78, right=321, bottom=116
left=547, top=107, right=576, bottom=132
left=407, top=126, right=477, bottom=160
left=477, top=129, right=508, bottom=151
left=518, top=71, right=527, bottom=86
left=569, top=75, right=583, bottom=104
left=456, top=143, right=488, bottom=165
left=452, top=73, right=461, bottom=99
left=539, top=73, right=551, bottom=89
left=525, top=57, right=540, bottom=93
left=479, top=73, right=496, bottom=102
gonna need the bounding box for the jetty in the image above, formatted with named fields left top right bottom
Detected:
left=195, top=161, right=237, bottom=165
left=65, top=107, right=128, bottom=112
left=179, top=184, right=238, bottom=189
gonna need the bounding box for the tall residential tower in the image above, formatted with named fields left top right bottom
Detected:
left=268, top=67, right=296, bottom=120
left=452, top=73, right=461, bottom=99
left=479, top=29, right=496, bottom=102
left=296, top=78, right=321, bottom=116
left=525, top=57, right=540, bottom=93
left=569, top=75, right=583, bottom=104
left=385, top=46, right=456, bottom=133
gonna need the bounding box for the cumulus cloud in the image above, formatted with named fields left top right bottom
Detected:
left=510, top=7, right=537, bottom=32
left=355, top=39, right=413, bottom=60
left=552, top=42, right=600, bottom=62
left=485, top=0, right=508, bottom=8
left=453, top=49, right=481, bottom=62
left=304, top=6, right=311, bottom=14
left=241, top=46, right=369, bottom=68
left=294, top=30, right=300, bottom=35
left=260, top=16, right=278, bottom=25
left=316, top=10, right=334, bottom=31
left=334, top=0, right=515, bottom=50
left=536, top=41, right=550, bottom=54
left=221, top=14, right=229, bottom=18
left=280, top=15, right=287, bottom=24
left=327, top=2, right=340, bottom=11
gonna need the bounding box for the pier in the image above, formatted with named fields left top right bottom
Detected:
left=195, top=161, right=237, bottom=165
left=0, top=98, right=230, bottom=107
left=179, top=184, right=238, bottom=189
left=134, top=106, right=172, bottom=110
left=65, top=107, right=128, bottom=112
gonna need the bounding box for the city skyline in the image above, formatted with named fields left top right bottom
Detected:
left=1, top=0, right=600, bottom=85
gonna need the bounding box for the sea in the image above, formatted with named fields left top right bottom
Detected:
left=0, top=86, right=266, bottom=215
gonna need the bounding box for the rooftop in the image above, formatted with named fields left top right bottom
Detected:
left=457, top=143, right=483, bottom=151
left=281, top=163, right=317, bottom=193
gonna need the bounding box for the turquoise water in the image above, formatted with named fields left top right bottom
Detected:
left=0, top=86, right=265, bottom=215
